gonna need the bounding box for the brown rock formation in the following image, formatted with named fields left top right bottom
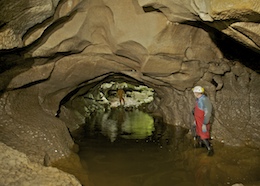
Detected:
left=0, top=142, right=81, bottom=186
left=0, top=0, right=259, bottom=173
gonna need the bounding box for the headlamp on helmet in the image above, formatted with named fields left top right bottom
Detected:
left=192, top=86, right=204, bottom=93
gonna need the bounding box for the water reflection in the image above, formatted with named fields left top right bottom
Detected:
left=121, top=109, right=154, bottom=140
left=65, top=109, right=260, bottom=186
left=85, top=108, right=155, bottom=142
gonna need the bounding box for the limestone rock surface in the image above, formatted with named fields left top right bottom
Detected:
left=0, top=142, right=81, bottom=186
left=138, top=0, right=260, bottom=51
left=0, top=0, right=259, bottom=176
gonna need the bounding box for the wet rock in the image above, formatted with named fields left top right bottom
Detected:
left=0, top=88, right=75, bottom=164
left=0, top=142, right=81, bottom=186
left=0, top=0, right=259, bottom=170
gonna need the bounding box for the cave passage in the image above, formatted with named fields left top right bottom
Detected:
left=68, top=109, right=260, bottom=186
left=54, top=78, right=260, bottom=186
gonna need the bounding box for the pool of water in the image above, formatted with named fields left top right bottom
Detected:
left=55, top=108, right=260, bottom=186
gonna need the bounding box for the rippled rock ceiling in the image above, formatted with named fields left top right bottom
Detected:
left=0, top=0, right=259, bottom=163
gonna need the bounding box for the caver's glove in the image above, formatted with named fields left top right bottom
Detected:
left=202, top=124, right=207, bottom=133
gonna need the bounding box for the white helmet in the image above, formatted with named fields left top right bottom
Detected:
left=192, top=86, right=204, bottom=93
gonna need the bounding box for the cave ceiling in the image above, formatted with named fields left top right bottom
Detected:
left=0, top=0, right=259, bottom=92
left=0, top=0, right=260, bottom=160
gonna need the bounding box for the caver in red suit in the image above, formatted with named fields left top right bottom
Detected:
left=194, top=94, right=212, bottom=140
left=192, top=86, right=214, bottom=156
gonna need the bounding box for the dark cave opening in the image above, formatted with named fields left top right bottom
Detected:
left=142, top=6, right=162, bottom=13
left=211, top=29, right=260, bottom=74
left=184, top=21, right=260, bottom=73
left=57, top=73, right=157, bottom=120
left=211, top=79, right=218, bottom=88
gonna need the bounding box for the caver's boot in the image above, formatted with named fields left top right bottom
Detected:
left=198, top=138, right=205, bottom=148
left=193, top=136, right=205, bottom=148
left=193, top=136, right=200, bottom=148
left=202, top=139, right=214, bottom=156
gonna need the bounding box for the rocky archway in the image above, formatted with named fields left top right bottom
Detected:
left=0, top=1, right=260, bottom=184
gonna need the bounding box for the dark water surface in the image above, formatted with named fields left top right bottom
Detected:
left=55, top=109, right=260, bottom=186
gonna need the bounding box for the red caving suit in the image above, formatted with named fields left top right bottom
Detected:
left=194, top=94, right=212, bottom=140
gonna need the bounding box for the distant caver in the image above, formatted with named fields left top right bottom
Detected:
left=192, top=86, right=214, bottom=156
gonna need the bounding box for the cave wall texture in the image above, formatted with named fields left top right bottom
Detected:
left=0, top=0, right=260, bottom=164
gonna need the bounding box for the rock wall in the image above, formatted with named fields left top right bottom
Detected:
left=0, top=87, right=75, bottom=164
left=0, top=0, right=259, bottom=167
left=0, top=142, right=81, bottom=185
